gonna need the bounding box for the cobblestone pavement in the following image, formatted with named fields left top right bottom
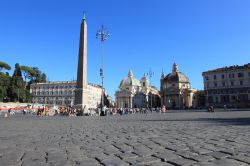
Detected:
left=0, top=110, right=250, bottom=166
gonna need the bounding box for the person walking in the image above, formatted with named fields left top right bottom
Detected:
left=161, top=105, right=166, bottom=113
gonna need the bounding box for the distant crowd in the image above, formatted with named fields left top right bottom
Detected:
left=1, top=104, right=217, bottom=117
left=36, top=105, right=168, bottom=117
left=0, top=104, right=168, bottom=117
left=48, top=105, right=167, bottom=116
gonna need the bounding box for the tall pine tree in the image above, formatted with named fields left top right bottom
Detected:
left=8, top=63, right=26, bottom=102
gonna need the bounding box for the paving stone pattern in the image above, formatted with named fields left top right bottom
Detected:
left=0, top=110, right=250, bottom=166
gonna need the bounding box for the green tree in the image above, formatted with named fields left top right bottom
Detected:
left=0, top=62, right=46, bottom=103
left=8, top=63, right=25, bottom=102
left=13, top=63, right=22, bottom=77
left=41, top=73, right=47, bottom=82
left=0, top=74, right=11, bottom=102
left=21, top=65, right=35, bottom=87
left=0, top=61, right=11, bottom=73
left=29, top=67, right=46, bottom=83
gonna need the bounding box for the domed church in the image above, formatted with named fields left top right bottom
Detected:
left=160, top=63, right=197, bottom=109
left=115, top=70, right=161, bottom=108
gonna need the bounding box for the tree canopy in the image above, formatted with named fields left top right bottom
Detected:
left=0, top=61, right=47, bottom=102
left=0, top=61, right=11, bottom=73
left=21, top=65, right=35, bottom=83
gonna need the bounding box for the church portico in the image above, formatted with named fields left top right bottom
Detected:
left=116, top=96, right=131, bottom=108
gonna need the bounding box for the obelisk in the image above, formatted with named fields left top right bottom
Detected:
left=75, top=15, right=88, bottom=109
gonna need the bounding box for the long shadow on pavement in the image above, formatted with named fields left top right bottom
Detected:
left=143, top=117, right=250, bottom=126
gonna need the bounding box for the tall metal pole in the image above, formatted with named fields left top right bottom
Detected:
left=96, top=25, right=110, bottom=116
left=101, top=38, right=104, bottom=114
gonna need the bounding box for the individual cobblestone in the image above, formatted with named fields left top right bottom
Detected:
left=0, top=110, right=250, bottom=165
left=167, top=157, right=197, bottom=166
left=207, top=151, right=230, bottom=159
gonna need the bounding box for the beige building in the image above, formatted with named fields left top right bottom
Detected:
left=202, top=63, right=250, bottom=108
left=30, top=81, right=103, bottom=109
left=161, top=63, right=197, bottom=109
left=115, top=70, right=161, bottom=108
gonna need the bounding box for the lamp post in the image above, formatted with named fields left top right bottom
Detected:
left=147, top=69, right=154, bottom=108
left=96, top=25, right=110, bottom=116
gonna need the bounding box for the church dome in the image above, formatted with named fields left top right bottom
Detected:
left=164, top=63, right=190, bottom=83
left=119, top=70, right=141, bottom=89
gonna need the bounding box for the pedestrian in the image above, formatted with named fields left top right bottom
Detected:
left=211, top=106, right=215, bottom=112
left=6, top=108, right=11, bottom=117
left=161, top=105, right=166, bottom=113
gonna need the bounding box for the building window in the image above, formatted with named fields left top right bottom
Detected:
left=229, top=73, right=234, bottom=78
left=215, top=97, right=219, bottom=103
left=172, top=84, right=175, bottom=87
left=214, top=83, right=217, bottom=87
left=222, top=82, right=225, bottom=87
left=205, top=76, right=209, bottom=81
left=231, top=81, right=234, bottom=86
left=221, top=74, right=224, bottom=79
left=143, top=82, right=145, bottom=87
left=240, top=81, right=243, bottom=85
left=214, top=75, right=217, bottom=80
left=238, top=72, right=244, bottom=78
left=249, top=72, right=250, bottom=77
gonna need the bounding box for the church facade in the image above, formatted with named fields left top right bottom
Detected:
left=115, top=70, right=161, bottom=108
left=161, top=63, right=197, bottom=109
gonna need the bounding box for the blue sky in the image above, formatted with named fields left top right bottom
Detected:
left=1, top=0, right=250, bottom=99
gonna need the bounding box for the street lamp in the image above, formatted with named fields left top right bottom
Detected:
left=147, top=69, right=154, bottom=108
left=96, top=25, right=110, bottom=116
